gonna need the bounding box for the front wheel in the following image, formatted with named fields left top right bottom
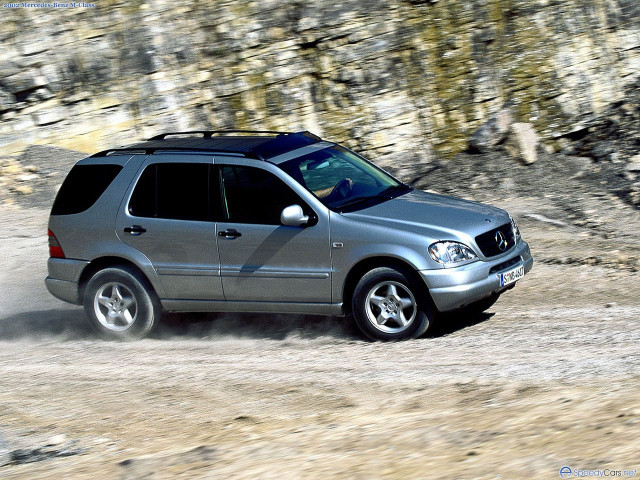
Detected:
left=351, top=267, right=432, bottom=341
left=83, top=266, right=160, bottom=340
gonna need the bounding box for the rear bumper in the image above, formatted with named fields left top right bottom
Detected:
left=419, top=240, right=533, bottom=312
left=45, top=258, right=89, bottom=305
left=45, top=277, right=81, bottom=304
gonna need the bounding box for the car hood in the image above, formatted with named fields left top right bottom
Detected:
left=341, top=189, right=511, bottom=241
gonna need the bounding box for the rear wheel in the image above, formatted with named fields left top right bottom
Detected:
left=351, top=267, right=432, bottom=341
left=83, top=266, right=159, bottom=340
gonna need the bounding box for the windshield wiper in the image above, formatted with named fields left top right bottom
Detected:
left=334, top=196, right=376, bottom=212
left=376, top=184, right=412, bottom=198
left=335, top=185, right=412, bottom=212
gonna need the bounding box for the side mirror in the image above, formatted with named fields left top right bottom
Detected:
left=281, top=204, right=309, bottom=227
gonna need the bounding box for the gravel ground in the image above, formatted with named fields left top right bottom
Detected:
left=0, top=149, right=639, bottom=478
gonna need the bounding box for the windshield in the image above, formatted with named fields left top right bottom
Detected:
left=280, top=146, right=410, bottom=211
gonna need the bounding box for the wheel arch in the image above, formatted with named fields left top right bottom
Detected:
left=78, top=256, right=160, bottom=303
left=341, top=256, right=434, bottom=314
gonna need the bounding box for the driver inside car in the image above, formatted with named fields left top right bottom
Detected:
left=314, top=177, right=353, bottom=201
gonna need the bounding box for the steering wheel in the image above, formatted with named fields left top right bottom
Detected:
left=328, top=178, right=353, bottom=201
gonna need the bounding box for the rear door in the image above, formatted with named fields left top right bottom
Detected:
left=115, top=154, right=224, bottom=300
left=215, top=161, right=332, bottom=303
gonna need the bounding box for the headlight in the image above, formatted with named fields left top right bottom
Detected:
left=428, top=241, right=477, bottom=265
left=510, top=215, right=521, bottom=239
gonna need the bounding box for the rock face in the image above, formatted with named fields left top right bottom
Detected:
left=469, top=109, right=513, bottom=153
left=0, top=0, right=639, bottom=170
left=0, top=145, right=87, bottom=208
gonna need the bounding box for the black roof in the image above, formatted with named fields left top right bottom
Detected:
left=90, top=130, right=322, bottom=160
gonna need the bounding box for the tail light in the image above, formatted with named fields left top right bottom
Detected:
left=48, top=229, right=65, bottom=258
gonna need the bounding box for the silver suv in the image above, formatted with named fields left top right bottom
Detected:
left=46, top=130, right=533, bottom=341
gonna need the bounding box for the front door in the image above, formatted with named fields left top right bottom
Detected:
left=215, top=163, right=331, bottom=303
left=116, top=155, right=224, bottom=300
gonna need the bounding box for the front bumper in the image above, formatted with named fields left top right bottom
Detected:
left=44, top=258, right=89, bottom=305
left=419, top=240, right=533, bottom=312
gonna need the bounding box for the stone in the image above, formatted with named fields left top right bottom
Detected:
left=119, top=445, right=216, bottom=476
left=505, top=123, right=540, bottom=165
left=45, top=434, right=67, bottom=447
left=524, top=213, right=567, bottom=227
left=591, top=141, right=616, bottom=161
left=0, top=61, right=20, bottom=79
left=93, top=97, right=122, bottom=110
left=33, top=108, right=65, bottom=126
left=34, top=88, right=54, bottom=101
left=16, top=173, right=39, bottom=182
left=627, top=155, right=640, bottom=172
left=1, top=110, right=17, bottom=121
left=12, top=185, right=33, bottom=195
left=8, top=439, right=84, bottom=465
left=0, top=88, right=15, bottom=112
left=20, top=40, right=48, bottom=56
left=3, top=164, right=22, bottom=175
left=41, top=65, right=63, bottom=93
left=1, top=69, right=46, bottom=94
left=469, top=109, right=512, bottom=153
left=556, top=137, right=576, bottom=155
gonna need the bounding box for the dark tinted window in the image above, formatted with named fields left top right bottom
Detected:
left=51, top=164, right=122, bottom=215
left=220, top=166, right=305, bottom=224
left=129, top=163, right=212, bottom=221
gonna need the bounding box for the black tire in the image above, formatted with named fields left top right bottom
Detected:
left=83, top=266, right=160, bottom=340
left=351, top=267, right=432, bottom=341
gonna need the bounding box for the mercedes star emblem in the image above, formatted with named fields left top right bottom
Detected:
left=495, top=230, right=507, bottom=251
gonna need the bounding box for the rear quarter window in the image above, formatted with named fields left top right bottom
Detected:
left=128, top=163, right=212, bottom=221
left=51, top=164, right=123, bottom=215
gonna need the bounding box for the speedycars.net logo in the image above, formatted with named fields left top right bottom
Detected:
left=560, top=466, right=638, bottom=478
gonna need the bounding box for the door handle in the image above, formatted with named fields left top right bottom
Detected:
left=124, top=225, right=146, bottom=236
left=218, top=228, right=242, bottom=239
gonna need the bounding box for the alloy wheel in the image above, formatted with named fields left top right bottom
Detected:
left=364, top=281, right=417, bottom=334
left=93, top=282, right=138, bottom=332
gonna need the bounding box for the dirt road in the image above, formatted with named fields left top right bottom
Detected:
left=1, top=183, right=639, bottom=478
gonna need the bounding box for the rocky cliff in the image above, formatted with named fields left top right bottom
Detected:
left=1, top=0, right=639, bottom=180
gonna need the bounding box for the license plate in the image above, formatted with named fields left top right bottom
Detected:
left=499, top=265, right=525, bottom=287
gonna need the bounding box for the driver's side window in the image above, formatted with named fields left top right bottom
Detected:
left=219, top=165, right=308, bottom=225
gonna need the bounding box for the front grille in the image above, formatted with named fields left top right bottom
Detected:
left=489, top=256, right=521, bottom=274
left=475, top=223, right=516, bottom=258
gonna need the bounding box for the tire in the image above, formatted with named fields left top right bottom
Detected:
left=83, top=266, right=160, bottom=340
left=351, top=267, right=432, bottom=341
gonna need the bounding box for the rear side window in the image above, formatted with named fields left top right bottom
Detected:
left=51, top=164, right=122, bottom=215
left=220, top=165, right=305, bottom=224
left=128, top=163, right=212, bottom=221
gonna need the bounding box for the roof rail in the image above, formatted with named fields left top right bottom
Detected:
left=89, top=147, right=258, bottom=158
left=148, top=130, right=294, bottom=140
left=88, top=130, right=323, bottom=159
